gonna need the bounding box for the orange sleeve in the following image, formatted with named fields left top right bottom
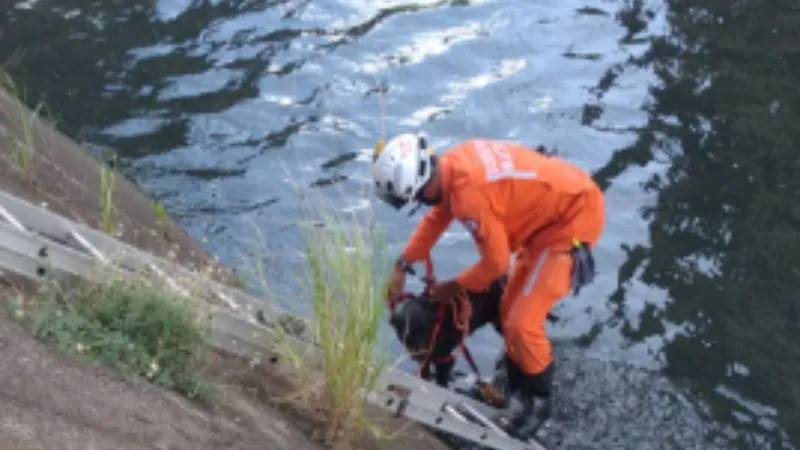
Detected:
left=401, top=204, right=454, bottom=261
left=453, top=190, right=510, bottom=292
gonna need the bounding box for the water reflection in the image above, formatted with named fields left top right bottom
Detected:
left=593, top=0, right=800, bottom=447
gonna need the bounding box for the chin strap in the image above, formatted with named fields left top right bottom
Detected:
left=407, top=201, right=424, bottom=217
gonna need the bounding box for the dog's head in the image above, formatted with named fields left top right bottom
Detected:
left=389, top=294, right=440, bottom=363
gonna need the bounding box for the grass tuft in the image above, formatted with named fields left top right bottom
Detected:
left=0, top=72, right=43, bottom=181
left=99, top=150, right=118, bottom=236
left=12, top=275, right=214, bottom=403
left=266, top=193, right=392, bottom=448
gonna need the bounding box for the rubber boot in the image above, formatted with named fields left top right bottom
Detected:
left=522, top=363, right=554, bottom=437
left=494, top=356, right=555, bottom=440
left=493, top=355, right=531, bottom=434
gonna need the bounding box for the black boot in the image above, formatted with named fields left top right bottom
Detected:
left=523, top=363, right=554, bottom=436
left=493, top=355, right=531, bottom=433
left=494, top=358, right=555, bottom=440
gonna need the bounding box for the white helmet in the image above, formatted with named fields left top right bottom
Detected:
left=372, top=132, right=434, bottom=210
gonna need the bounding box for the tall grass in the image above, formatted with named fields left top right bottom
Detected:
left=99, top=151, right=118, bottom=236
left=152, top=199, right=170, bottom=238
left=265, top=191, right=392, bottom=448
left=0, top=72, right=43, bottom=181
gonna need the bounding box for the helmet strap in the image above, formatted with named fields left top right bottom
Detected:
left=408, top=155, right=441, bottom=216
left=407, top=202, right=424, bottom=217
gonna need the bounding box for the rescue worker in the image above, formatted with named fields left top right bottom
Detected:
left=372, top=132, right=606, bottom=437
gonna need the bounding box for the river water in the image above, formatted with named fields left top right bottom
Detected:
left=1, top=0, right=797, bottom=449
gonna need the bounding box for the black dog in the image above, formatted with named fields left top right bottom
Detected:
left=389, top=275, right=562, bottom=389
left=389, top=276, right=506, bottom=387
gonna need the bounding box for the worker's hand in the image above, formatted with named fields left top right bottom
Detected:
left=387, top=264, right=407, bottom=300
left=430, top=279, right=462, bottom=303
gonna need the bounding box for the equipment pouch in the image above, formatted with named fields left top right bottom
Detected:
left=570, top=239, right=596, bottom=296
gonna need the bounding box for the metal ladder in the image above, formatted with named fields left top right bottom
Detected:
left=0, top=189, right=545, bottom=450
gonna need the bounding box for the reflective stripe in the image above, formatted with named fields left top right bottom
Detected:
left=522, top=248, right=550, bottom=297
left=474, top=140, right=539, bottom=182
left=487, top=171, right=538, bottom=182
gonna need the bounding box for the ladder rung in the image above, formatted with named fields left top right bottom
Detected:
left=442, top=403, right=469, bottom=422
left=0, top=205, right=25, bottom=231
left=68, top=229, right=110, bottom=264
left=456, top=402, right=509, bottom=437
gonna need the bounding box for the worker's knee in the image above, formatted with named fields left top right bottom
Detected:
left=503, top=313, right=554, bottom=374
left=503, top=314, right=547, bottom=353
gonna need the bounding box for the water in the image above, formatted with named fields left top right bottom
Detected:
left=1, top=0, right=797, bottom=448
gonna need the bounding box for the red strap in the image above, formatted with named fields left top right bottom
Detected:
left=414, top=301, right=447, bottom=376
left=388, top=254, right=435, bottom=312
left=388, top=292, right=413, bottom=313
left=391, top=255, right=484, bottom=383
left=421, top=255, right=435, bottom=295
left=431, top=338, right=482, bottom=377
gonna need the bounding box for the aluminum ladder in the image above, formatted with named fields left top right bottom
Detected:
left=0, top=189, right=545, bottom=450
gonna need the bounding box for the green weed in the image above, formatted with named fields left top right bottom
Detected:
left=0, top=72, right=43, bottom=181
left=14, top=276, right=214, bottom=403
left=274, top=197, right=391, bottom=447
left=99, top=151, right=118, bottom=236
left=152, top=200, right=169, bottom=230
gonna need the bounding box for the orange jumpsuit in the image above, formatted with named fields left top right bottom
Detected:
left=401, top=140, right=605, bottom=376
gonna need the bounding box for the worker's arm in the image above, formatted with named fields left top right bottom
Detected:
left=400, top=204, right=454, bottom=262
left=453, top=190, right=510, bottom=292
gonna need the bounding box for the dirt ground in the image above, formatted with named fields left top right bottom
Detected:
left=0, top=286, right=315, bottom=450
left=0, top=86, right=451, bottom=450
